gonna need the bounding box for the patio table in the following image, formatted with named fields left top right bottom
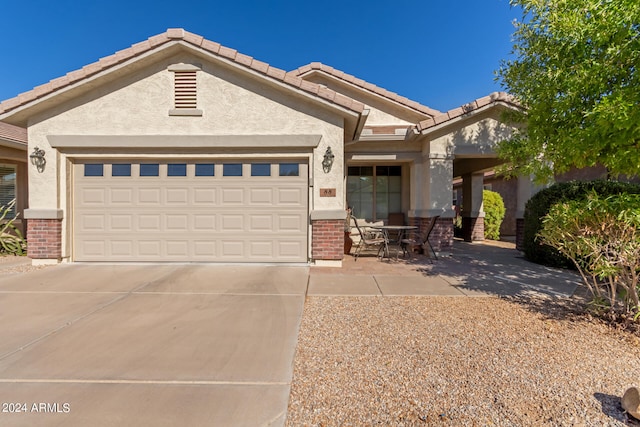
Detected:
left=369, top=225, right=417, bottom=259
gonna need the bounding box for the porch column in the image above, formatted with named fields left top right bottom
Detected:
left=461, top=172, right=485, bottom=242
left=409, top=154, right=454, bottom=254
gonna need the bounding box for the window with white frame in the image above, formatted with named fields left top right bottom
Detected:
left=347, top=165, right=402, bottom=221
left=0, top=164, right=17, bottom=218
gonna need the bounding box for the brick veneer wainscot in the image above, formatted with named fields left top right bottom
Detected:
left=312, top=219, right=344, bottom=261
left=27, top=219, right=62, bottom=259
left=515, top=218, right=525, bottom=251
left=408, top=217, right=453, bottom=252
left=461, top=216, right=485, bottom=242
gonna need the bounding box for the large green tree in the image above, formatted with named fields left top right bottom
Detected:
left=497, top=0, right=640, bottom=181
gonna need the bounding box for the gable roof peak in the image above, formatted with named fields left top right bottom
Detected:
left=0, top=29, right=364, bottom=120
left=290, top=62, right=441, bottom=118
left=415, top=91, right=521, bottom=133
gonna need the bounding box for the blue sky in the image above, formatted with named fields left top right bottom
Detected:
left=0, top=0, right=520, bottom=112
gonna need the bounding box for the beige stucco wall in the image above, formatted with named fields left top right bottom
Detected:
left=27, top=52, right=347, bottom=208
left=429, top=116, right=512, bottom=158
left=25, top=51, right=351, bottom=259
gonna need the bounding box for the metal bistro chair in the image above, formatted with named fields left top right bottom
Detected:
left=352, top=216, right=387, bottom=261
left=400, top=216, right=440, bottom=260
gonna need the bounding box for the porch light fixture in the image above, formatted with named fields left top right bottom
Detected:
left=30, top=147, right=46, bottom=173
left=322, top=146, right=335, bottom=173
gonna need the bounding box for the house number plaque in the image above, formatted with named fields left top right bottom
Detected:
left=320, top=188, right=336, bottom=197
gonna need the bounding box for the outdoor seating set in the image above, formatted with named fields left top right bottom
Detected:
left=347, top=213, right=439, bottom=261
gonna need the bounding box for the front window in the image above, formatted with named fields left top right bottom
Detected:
left=347, top=165, right=402, bottom=221
left=0, top=164, right=17, bottom=217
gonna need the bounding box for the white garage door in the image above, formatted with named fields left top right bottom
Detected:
left=73, top=160, right=308, bottom=262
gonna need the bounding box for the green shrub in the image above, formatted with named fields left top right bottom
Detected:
left=0, top=199, right=26, bottom=256
left=483, top=190, right=505, bottom=240
left=523, top=180, right=640, bottom=267
left=538, top=192, right=640, bottom=318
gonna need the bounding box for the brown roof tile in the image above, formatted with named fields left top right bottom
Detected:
left=234, top=52, right=253, bottom=67
left=249, top=59, right=269, bottom=74
left=290, top=62, right=441, bottom=117
left=200, top=39, right=221, bottom=54
left=218, top=45, right=237, bottom=60
left=0, top=122, right=27, bottom=144
left=415, top=92, right=519, bottom=133
left=0, top=29, right=364, bottom=117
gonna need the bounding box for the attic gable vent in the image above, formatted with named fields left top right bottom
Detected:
left=168, top=63, right=203, bottom=116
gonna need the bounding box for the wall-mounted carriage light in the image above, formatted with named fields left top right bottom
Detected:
left=322, top=146, right=335, bottom=173
left=30, top=147, right=46, bottom=173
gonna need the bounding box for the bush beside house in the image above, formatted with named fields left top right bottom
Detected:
left=523, top=180, right=640, bottom=268
left=483, top=190, right=506, bottom=241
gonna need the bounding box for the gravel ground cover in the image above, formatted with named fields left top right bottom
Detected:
left=287, top=295, right=640, bottom=426
left=0, top=255, right=51, bottom=275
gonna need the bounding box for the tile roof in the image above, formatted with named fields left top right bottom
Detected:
left=0, top=122, right=27, bottom=144
left=0, top=29, right=365, bottom=117
left=290, top=63, right=441, bottom=117
left=415, top=92, right=519, bottom=132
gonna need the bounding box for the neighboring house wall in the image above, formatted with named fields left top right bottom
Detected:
left=0, top=123, right=28, bottom=236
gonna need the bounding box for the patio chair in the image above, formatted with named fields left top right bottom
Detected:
left=352, top=216, right=387, bottom=261
left=400, top=216, right=439, bottom=260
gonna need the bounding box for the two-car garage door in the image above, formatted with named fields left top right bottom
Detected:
left=73, top=160, right=308, bottom=262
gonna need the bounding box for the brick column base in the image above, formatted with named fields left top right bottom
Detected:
left=462, top=216, right=484, bottom=242
left=408, top=217, right=453, bottom=252
left=516, top=218, right=525, bottom=251
left=312, top=219, right=344, bottom=261
left=27, top=219, right=62, bottom=260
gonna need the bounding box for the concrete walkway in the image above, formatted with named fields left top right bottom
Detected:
left=309, top=240, right=580, bottom=298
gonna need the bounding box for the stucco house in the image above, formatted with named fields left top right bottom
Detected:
left=0, top=28, right=535, bottom=266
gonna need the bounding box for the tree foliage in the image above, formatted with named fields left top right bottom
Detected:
left=497, top=0, right=640, bottom=181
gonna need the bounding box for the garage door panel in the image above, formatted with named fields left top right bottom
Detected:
left=221, top=188, right=244, bottom=204
left=250, top=215, right=273, bottom=231
left=111, top=240, right=133, bottom=256
left=80, top=188, right=106, bottom=205
left=249, top=188, right=273, bottom=204
left=138, top=215, right=162, bottom=231
left=193, top=188, right=216, bottom=204
left=80, top=214, right=105, bottom=231
left=110, top=188, right=134, bottom=204
left=221, top=215, right=244, bottom=231
left=110, top=215, right=133, bottom=231
left=278, top=188, right=305, bottom=204
left=166, top=214, right=189, bottom=230
left=221, top=240, right=244, bottom=257
left=279, top=240, right=304, bottom=257
left=138, top=188, right=162, bottom=205
left=166, top=188, right=189, bottom=204
left=193, top=241, right=216, bottom=256
left=80, top=240, right=106, bottom=257
left=138, top=240, right=162, bottom=256
left=250, top=241, right=273, bottom=257
left=278, top=214, right=304, bottom=232
left=194, top=214, right=216, bottom=231
left=74, top=160, right=308, bottom=262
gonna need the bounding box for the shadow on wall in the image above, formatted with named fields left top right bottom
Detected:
left=450, top=115, right=513, bottom=156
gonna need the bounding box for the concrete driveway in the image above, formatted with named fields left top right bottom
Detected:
left=0, top=264, right=308, bottom=427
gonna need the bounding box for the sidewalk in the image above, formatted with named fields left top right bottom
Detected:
left=309, top=239, right=580, bottom=298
